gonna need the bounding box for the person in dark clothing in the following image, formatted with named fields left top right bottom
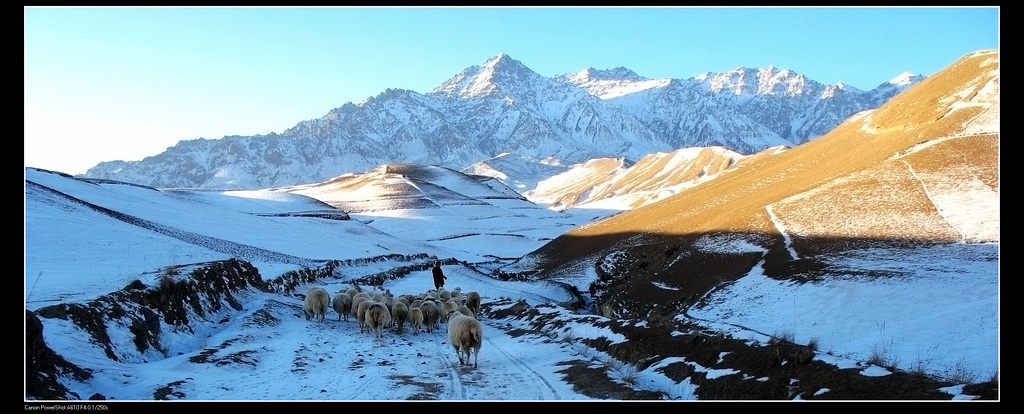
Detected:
left=432, top=261, right=447, bottom=291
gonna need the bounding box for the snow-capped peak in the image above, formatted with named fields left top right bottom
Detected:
left=888, top=71, right=921, bottom=87
left=698, top=66, right=815, bottom=97
left=566, top=67, right=645, bottom=83
left=432, top=53, right=537, bottom=99
left=557, top=67, right=669, bottom=99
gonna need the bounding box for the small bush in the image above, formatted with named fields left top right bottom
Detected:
left=158, top=268, right=180, bottom=290
left=908, top=359, right=930, bottom=376
left=866, top=347, right=887, bottom=367
left=604, top=358, right=622, bottom=372
left=619, top=364, right=639, bottom=386
left=769, top=329, right=795, bottom=344
left=805, top=337, right=819, bottom=352
left=947, top=358, right=978, bottom=383
left=866, top=343, right=900, bottom=370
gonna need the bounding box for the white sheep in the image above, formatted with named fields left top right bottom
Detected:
left=465, top=291, right=481, bottom=319
left=364, top=302, right=392, bottom=343
left=382, top=294, right=397, bottom=310
left=332, top=292, right=353, bottom=322
left=303, top=287, right=330, bottom=322
left=381, top=295, right=398, bottom=327
left=350, top=294, right=370, bottom=322
left=419, top=300, right=442, bottom=333
left=398, top=294, right=416, bottom=306
left=441, top=300, right=459, bottom=323
left=457, top=305, right=474, bottom=318
left=391, top=301, right=409, bottom=334
left=408, top=306, right=424, bottom=335
left=446, top=312, right=483, bottom=368
left=355, top=299, right=376, bottom=333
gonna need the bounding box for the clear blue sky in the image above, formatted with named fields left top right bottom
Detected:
left=24, top=6, right=999, bottom=175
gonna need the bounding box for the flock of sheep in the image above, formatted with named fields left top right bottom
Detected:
left=302, top=284, right=484, bottom=368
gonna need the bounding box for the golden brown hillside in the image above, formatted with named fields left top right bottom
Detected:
left=520, top=49, right=998, bottom=314
left=583, top=50, right=996, bottom=238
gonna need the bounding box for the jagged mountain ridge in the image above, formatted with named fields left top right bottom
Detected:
left=81, top=53, right=922, bottom=190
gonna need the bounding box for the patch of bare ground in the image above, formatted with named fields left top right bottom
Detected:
left=389, top=374, right=443, bottom=400
left=153, top=379, right=189, bottom=400
left=554, top=360, right=667, bottom=400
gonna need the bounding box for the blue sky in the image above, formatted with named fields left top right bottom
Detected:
left=24, top=6, right=999, bottom=175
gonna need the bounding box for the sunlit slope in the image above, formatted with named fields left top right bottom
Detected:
left=526, top=147, right=744, bottom=211
left=280, top=162, right=587, bottom=261
left=530, top=49, right=998, bottom=270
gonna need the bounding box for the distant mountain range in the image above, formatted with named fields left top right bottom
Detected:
left=80, top=53, right=923, bottom=190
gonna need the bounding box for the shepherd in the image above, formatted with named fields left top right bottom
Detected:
left=432, top=260, right=447, bottom=291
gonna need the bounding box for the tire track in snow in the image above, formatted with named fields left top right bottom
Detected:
left=292, top=303, right=377, bottom=399
left=484, top=336, right=561, bottom=400
left=336, top=328, right=387, bottom=400
left=288, top=297, right=376, bottom=400
left=432, top=330, right=467, bottom=400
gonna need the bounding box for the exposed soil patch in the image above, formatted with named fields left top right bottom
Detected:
left=153, top=379, right=189, bottom=400
left=555, top=360, right=667, bottom=400
left=389, top=374, right=443, bottom=400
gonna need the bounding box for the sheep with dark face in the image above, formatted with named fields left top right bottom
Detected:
left=446, top=312, right=483, bottom=368
left=303, top=287, right=330, bottom=322
left=332, top=292, right=353, bottom=322
left=465, top=291, right=481, bottom=319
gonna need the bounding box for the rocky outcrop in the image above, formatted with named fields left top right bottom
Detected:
left=26, top=258, right=335, bottom=399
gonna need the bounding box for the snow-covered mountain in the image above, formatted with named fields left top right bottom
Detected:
left=24, top=50, right=998, bottom=402
left=80, top=53, right=921, bottom=190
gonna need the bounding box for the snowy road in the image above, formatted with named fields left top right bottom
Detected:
left=96, top=287, right=596, bottom=401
